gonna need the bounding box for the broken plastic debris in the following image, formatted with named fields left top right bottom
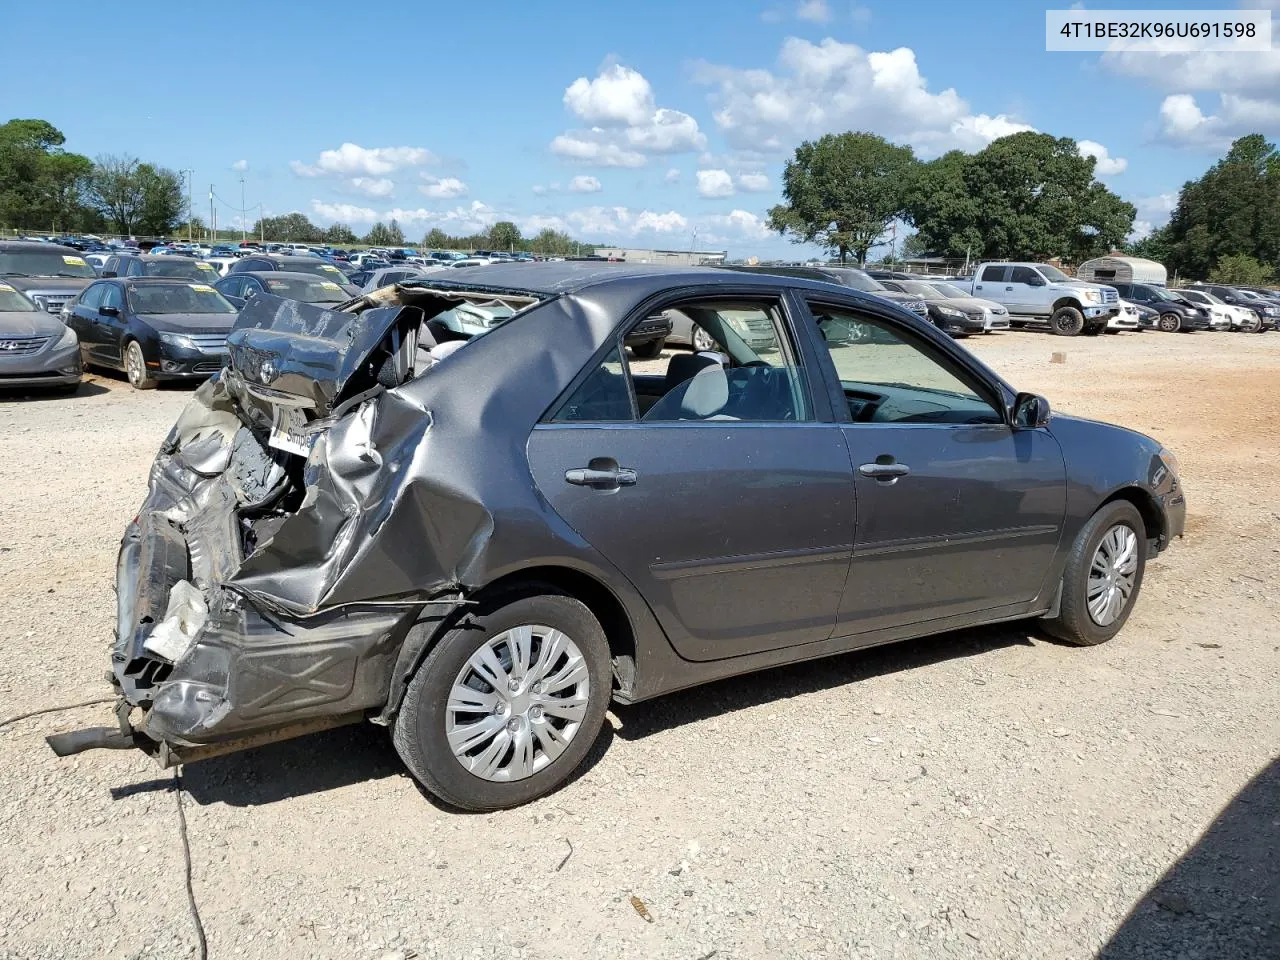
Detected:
left=142, top=580, right=207, bottom=663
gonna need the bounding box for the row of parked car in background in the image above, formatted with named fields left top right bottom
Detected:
left=2, top=238, right=1277, bottom=395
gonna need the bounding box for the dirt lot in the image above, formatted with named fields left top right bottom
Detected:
left=1, top=330, right=1278, bottom=960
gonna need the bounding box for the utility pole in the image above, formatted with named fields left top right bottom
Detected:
left=239, top=176, right=247, bottom=242
left=183, top=170, right=194, bottom=242
left=209, top=185, right=215, bottom=244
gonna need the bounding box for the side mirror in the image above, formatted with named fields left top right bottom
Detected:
left=243, top=288, right=256, bottom=299
left=1027, top=275, right=1046, bottom=287
left=99, top=305, right=120, bottom=318
left=1012, top=392, right=1050, bottom=428
left=101, top=270, right=117, bottom=278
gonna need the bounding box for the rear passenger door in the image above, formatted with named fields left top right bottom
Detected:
left=971, top=265, right=1008, bottom=305
left=526, top=290, right=857, bottom=661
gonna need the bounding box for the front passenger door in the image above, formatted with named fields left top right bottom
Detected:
left=804, top=300, right=1067, bottom=638
left=66, top=282, right=106, bottom=361
left=96, top=284, right=128, bottom=365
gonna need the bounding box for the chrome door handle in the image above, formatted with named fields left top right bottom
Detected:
left=1005, top=286, right=1014, bottom=291
left=858, top=461, right=910, bottom=481
left=565, top=465, right=638, bottom=489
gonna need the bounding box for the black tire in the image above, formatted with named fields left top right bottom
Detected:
left=1049, top=306, right=1085, bottom=336
left=1083, top=323, right=1105, bottom=336
left=1247, top=316, right=1265, bottom=333
left=1041, top=500, right=1147, bottom=646
left=1157, top=313, right=1182, bottom=333
left=629, top=338, right=665, bottom=360
left=1009, top=320, right=1027, bottom=329
left=123, top=340, right=156, bottom=390
left=392, top=587, right=611, bottom=811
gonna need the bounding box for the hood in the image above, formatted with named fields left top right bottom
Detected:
left=2, top=276, right=92, bottom=294
left=0, top=309, right=67, bottom=338
left=224, top=293, right=426, bottom=414
left=939, top=296, right=1000, bottom=311
left=139, top=312, right=239, bottom=334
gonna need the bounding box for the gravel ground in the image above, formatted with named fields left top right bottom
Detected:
left=1, top=330, right=1278, bottom=960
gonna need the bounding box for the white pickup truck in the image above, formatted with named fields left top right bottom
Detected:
left=966, top=262, right=1119, bottom=336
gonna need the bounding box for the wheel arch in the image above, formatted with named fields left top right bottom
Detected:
left=1052, top=297, right=1083, bottom=313
left=376, top=564, right=639, bottom=724
left=1099, top=485, right=1165, bottom=548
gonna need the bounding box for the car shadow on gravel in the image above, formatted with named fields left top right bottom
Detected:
left=0, top=382, right=111, bottom=401
left=1096, top=756, right=1279, bottom=960
left=611, top=623, right=1036, bottom=741
left=111, top=723, right=405, bottom=808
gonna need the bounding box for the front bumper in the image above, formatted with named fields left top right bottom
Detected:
left=0, top=335, right=82, bottom=388
left=150, top=345, right=228, bottom=380
left=1107, top=313, right=1140, bottom=330
left=983, top=312, right=1011, bottom=330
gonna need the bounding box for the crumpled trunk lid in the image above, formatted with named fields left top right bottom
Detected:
left=225, top=294, right=421, bottom=416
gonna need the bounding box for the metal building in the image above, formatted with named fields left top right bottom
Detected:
left=594, top=247, right=728, bottom=266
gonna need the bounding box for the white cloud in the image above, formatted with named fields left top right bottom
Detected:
left=1077, top=140, right=1127, bottom=175
left=553, top=63, right=706, bottom=165
left=634, top=210, right=689, bottom=232
left=664, top=168, right=681, bottom=183
left=1153, top=93, right=1280, bottom=148
left=796, top=0, right=830, bottom=22
left=349, top=177, right=395, bottom=198
left=311, top=201, right=378, bottom=223
left=384, top=200, right=497, bottom=234
left=564, top=63, right=656, bottom=127
left=550, top=133, right=646, bottom=167
left=419, top=175, right=468, bottom=198
left=1103, top=47, right=1280, bottom=96
left=736, top=172, right=771, bottom=191
left=1126, top=192, right=1179, bottom=240
left=291, top=143, right=435, bottom=177
left=231, top=159, right=249, bottom=172
left=697, top=38, right=1035, bottom=155
left=696, top=169, right=737, bottom=197
left=700, top=209, right=772, bottom=243
left=568, top=175, right=602, bottom=193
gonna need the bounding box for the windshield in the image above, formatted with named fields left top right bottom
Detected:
left=0, top=283, right=38, bottom=312
left=262, top=276, right=348, bottom=303
left=930, top=282, right=969, bottom=299
left=1147, top=287, right=1181, bottom=302
left=1035, top=264, right=1071, bottom=282
left=143, top=259, right=220, bottom=281
left=127, top=283, right=238, bottom=315
left=0, top=250, right=97, bottom=279
left=896, top=280, right=945, bottom=299
left=827, top=268, right=886, bottom=293
left=1177, top=289, right=1219, bottom=305
left=1235, top=290, right=1261, bottom=300
left=287, top=261, right=348, bottom=281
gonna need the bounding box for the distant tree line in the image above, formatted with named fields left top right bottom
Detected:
left=769, top=130, right=1136, bottom=265
left=0, top=119, right=186, bottom=236
left=1129, top=134, right=1278, bottom=284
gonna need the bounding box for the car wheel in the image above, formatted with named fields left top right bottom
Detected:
left=691, top=325, right=716, bottom=352
left=124, top=340, right=156, bottom=390
left=1158, top=313, right=1182, bottom=333
left=1042, top=500, right=1146, bottom=646
left=1009, top=320, right=1027, bottom=328
left=1083, top=323, right=1104, bottom=336
left=630, top=338, right=665, bottom=360
left=1049, top=306, right=1085, bottom=336
left=392, top=588, right=611, bottom=811
left=1244, top=316, right=1264, bottom=333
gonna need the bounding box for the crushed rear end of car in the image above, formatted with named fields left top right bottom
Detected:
left=47, top=286, right=539, bottom=766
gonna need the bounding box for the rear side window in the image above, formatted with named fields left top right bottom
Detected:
left=553, top=297, right=809, bottom=424
left=979, top=265, right=1007, bottom=282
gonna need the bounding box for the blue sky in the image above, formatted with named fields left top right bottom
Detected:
left=6, top=0, right=1278, bottom=256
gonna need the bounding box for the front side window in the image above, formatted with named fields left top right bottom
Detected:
left=807, top=301, right=1002, bottom=425
left=1009, top=266, right=1041, bottom=285
left=100, top=285, right=123, bottom=311
left=553, top=298, right=809, bottom=424
left=77, top=283, right=106, bottom=311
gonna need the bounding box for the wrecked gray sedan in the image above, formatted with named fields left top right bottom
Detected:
left=53, top=262, right=1185, bottom=810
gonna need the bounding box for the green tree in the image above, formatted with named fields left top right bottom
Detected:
left=487, top=220, right=521, bottom=251
left=134, top=164, right=185, bottom=236
left=385, top=218, right=406, bottom=246
left=254, top=212, right=323, bottom=242
left=0, top=119, right=96, bottom=231
left=86, top=155, right=146, bottom=234
left=768, top=132, right=916, bottom=263
left=1209, top=253, right=1275, bottom=285
left=323, top=222, right=358, bottom=244
left=364, top=221, right=395, bottom=246
left=1161, top=135, right=1280, bottom=279
left=531, top=227, right=575, bottom=255
left=423, top=227, right=450, bottom=249
left=904, top=132, right=1133, bottom=261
